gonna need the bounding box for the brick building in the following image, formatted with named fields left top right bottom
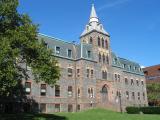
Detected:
left=20, top=4, right=148, bottom=113
left=143, top=65, right=160, bottom=84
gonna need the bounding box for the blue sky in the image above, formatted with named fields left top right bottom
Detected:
left=18, top=0, right=160, bottom=67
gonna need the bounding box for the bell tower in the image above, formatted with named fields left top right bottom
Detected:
left=80, top=4, right=111, bottom=66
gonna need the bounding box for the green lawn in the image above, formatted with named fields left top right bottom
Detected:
left=1, top=108, right=160, bottom=120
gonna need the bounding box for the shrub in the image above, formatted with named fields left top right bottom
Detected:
left=126, top=107, right=140, bottom=114
left=126, top=106, right=160, bottom=114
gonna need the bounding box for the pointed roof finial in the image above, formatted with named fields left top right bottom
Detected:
left=89, top=4, right=99, bottom=23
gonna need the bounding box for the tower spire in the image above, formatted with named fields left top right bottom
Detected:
left=89, top=4, right=99, bottom=23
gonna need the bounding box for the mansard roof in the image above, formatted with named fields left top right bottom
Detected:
left=38, top=33, right=144, bottom=76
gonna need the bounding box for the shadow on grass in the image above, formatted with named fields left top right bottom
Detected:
left=0, top=113, right=68, bottom=120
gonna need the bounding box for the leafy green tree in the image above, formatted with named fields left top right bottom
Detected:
left=0, top=0, right=60, bottom=96
left=147, top=83, right=160, bottom=106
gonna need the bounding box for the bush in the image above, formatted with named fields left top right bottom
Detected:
left=126, top=106, right=160, bottom=114
left=126, top=107, right=140, bottom=114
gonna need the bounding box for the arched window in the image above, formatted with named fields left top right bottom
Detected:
left=98, top=37, right=101, bottom=46
left=106, top=54, right=109, bottom=64
left=102, top=38, right=104, bottom=48
left=78, top=88, right=80, bottom=97
left=99, top=53, right=101, bottom=62
left=90, top=37, right=93, bottom=44
left=102, top=85, right=108, bottom=93
left=103, top=54, right=105, bottom=63
left=68, top=86, right=72, bottom=97
left=105, top=40, right=108, bottom=49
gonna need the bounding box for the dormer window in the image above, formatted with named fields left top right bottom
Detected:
left=67, top=49, right=72, bottom=58
left=55, top=46, right=60, bottom=55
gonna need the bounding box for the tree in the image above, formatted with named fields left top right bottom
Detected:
left=0, top=0, right=60, bottom=96
left=147, top=83, right=160, bottom=106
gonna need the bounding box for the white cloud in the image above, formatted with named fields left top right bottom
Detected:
left=98, top=0, right=132, bottom=11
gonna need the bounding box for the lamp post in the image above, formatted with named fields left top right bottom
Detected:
left=119, top=92, right=122, bottom=113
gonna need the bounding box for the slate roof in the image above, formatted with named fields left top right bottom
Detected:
left=38, top=33, right=144, bottom=76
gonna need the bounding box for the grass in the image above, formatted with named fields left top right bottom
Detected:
left=1, top=108, right=160, bottom=120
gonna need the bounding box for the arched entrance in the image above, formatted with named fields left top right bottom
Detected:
left=101, top=85, right=108, bottom=103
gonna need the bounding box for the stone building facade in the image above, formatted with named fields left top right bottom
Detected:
left=24, top=5, right=148, bottom=113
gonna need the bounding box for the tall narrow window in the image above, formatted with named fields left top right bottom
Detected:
left=132, top=92, right=135, bottom=100
left=91, top=69, right=94, bottom=78
left=143, top=92, right=145, bottom=100
left=102, top=71, right=107, bottom=79
left=78, top=88, right=80, bottom=98
left=115, top=74, right=117, bottom=81
left=55, top=46, right=60, bottom=55
left=141, top=81, right=144, bottom=86
left=90, top=37, right=93, bottom=44
left=138, top=92, right=140, bottom=100
left=87, top=51, right=91, bottom=58
left=55, top=104, right=60, bottom=112
left=103, top=54, right=105, bottom=63
left=118, top=74, right=120, bottom=82
left=131, top=79, right=134, bottom=85
left=68, top=86, right=73, bottom=97
left=126, top=91, right=129, bottom=100
left=99, top=53, right=101, bottom=62
left=136, top=80, right=139, bottom=86
left=77, top=69, right=80, bottom=77
left=90, top=88, right=94, bottom=98
left=68, top=104, right=73, bottom=112
left=55, top=85, right=60, bottom=97
left=41, top=84, right=46, bottom=96
left=77, top=104, right=80, bottom=111
left=68, top=68, right=73, bottom=77
left=67, top=49, right=72, bottom=58
left=87, top=69, right=90, bottom=78
left=102, top=38, right=104, bottom=48
left=106, top=54, right=109, bottom=64
left=98, top=37, right=100, bottom=46
left=25, top=82, right=31, bottom=95
left=125, top=78, right=128, bottom=85
left=105, top=40, right=108, bottom=49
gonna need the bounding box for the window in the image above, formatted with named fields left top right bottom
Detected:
left=55, top=46, right=60, bottom=55
left=68, top=104, right=73, bottom=112
left=126, top=91, right=129, bottom=100
left=136, top=80, right=139, bottom=86
left=102, top=71, right=107, bottom=79
left=115, top=74, right=117, bottom=81
left=87, top=69, right=89, bottom=78
left=129, top=65, right=132, bottom=71
left=77, top=69, right=80, bottom=77
left=98, top=37, right=101, bottom=46
left=88, top=88, right=94, bottom=98
left=118, top=74, right=120, bottom=82
left=77, top=104, right=80, bottom=111
left=41, top=84, right=46, bottom=96
left=105, top=40, right=108, bottom=49
left=78, top=88, right=80, bottom=98
left=141, top=81, right=144, bottom=86
left=102, top=38, right=104, bottom=48
left=67, top=49, right=72, bottom=58
left=87, top=51, right=91, bottom=58
left=103, top=54, right=105, bottom=63
left=131, top=79, right=134, bottom=85
left=68, top=86, right=73, bottom=97
left=138, top=92, right=140, bottom=100
left=91, top=69, right=94, bottom=78
left=55, top=85, right=60, bottom=97
left=90, top=37, right=93, bottom=44
left=132, top=92, right=135, bottom=100
left=123, top=64, right=126, bottom=68
left=68, top=68, right=73, bottom=77
left=99, top=53, right=101, bottom=62
left=158, top=68, right=160, bottom=72
left=55, top=104, right=60, bottom=112
left=25, top=82, right=31, bottom=95
left=125, top=78, right=128, bottom=85
left=144, top=71, right=148, bottom=76
left=106, top=54, right=109, bottom=64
